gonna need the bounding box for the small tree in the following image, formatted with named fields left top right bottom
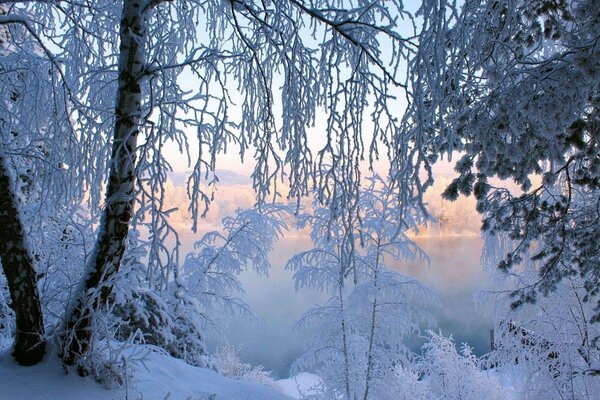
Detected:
left=288, top=176, right=431, bottom=400
left=180, top=204, right=290, bottom=335
left=112, top=205, right=290, bottom=368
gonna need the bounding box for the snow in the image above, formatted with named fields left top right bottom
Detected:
left=276, top=370, right=519, bottom=400
left=276, top=373, right=322, bottom=399
left=484, top=369, right=519, bottom=400
left=0, top=345, right=293, bottom=400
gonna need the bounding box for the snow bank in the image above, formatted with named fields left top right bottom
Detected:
left=276, top=372, right=322, bottom=399
left=0, top=346, right=293, bottom=400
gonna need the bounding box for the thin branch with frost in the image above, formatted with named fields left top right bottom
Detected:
left=288, top=175, right=432, bottom=399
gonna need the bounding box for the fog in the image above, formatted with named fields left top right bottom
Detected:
left=200, top=234, right=493, bottom=379
left=168, top=171, right=493, bottom=379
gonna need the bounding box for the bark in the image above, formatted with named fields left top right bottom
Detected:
left=362, top=243, right=381, bottom=400
left=338, top=272, right=351, bottom=400
left=0, top=150, right=46, bottom=365
left=62, top=0, right=146, bottom=367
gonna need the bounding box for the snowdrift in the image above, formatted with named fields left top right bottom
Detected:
left=0, top=345, right=293, bottom=400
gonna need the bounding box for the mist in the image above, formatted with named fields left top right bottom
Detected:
left=200, top=234, right=493, bottom=379
left=168, top=171, right=493, bottom=378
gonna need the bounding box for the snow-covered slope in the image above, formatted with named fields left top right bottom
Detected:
left=276, top=373, right=322, bottom=399
left=0, top=346, right=292, bottom=400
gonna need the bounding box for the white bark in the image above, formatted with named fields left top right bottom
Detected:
left=63, top=0, right=146, bottom=366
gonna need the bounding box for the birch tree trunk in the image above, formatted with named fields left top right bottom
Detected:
left=363, top=243, right=381, bottom=400
left=63, top=0, right=146, bottom=367
left=338, top=272, right=351, bottom=400
left=0, top=150, right=46, bottom=365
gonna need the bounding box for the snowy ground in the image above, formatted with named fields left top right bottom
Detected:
left=0, top=345, right=295, bottom=400
left=276, top=373, right=322, bottom=399
left=0, top=342, right=522, bottom=400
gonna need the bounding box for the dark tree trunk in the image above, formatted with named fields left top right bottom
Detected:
left=0, top=150, right=46, bottom=365
left=62, top=0, right=146, bottom=367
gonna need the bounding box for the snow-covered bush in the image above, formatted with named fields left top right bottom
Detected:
left=418, top=331, right=504, bottom=400
left=112, top=206, right=289, bottom=372
left=73, top=342, right=129, bottom=389
left=212, top=345, right=278, bottom=389
left=483, top=270, right=600, bottom=398
left=479, top=230, right=600, bottom=400
left=394, top=365, right=429, bottom=400
left=113, top=286, right=209, bottom=368
left=109, top=229, right=209, bottom=369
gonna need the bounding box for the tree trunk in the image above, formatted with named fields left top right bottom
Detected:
left=0, top=150, right=46, bottom=365
left=338, top=274, right=351, bottom=400
left=363, top=245, right=381, bottom=400
left=63, top=0, right=146, bottom=367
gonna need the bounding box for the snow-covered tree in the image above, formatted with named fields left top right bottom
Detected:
left=481, top=234, right=600, bottom=399
left=0, top=149, right=46, bottom=365
left=0, top=8, right=83, bottom=365
left=410, top=0, right=600, bottom=319
left=181, top=204, right=290, bottom=321
left=288, top=176, right=431, bottom=400
left=110, top=204, right=289, bottom=370
left=0, top=0, right=434, bottom=367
